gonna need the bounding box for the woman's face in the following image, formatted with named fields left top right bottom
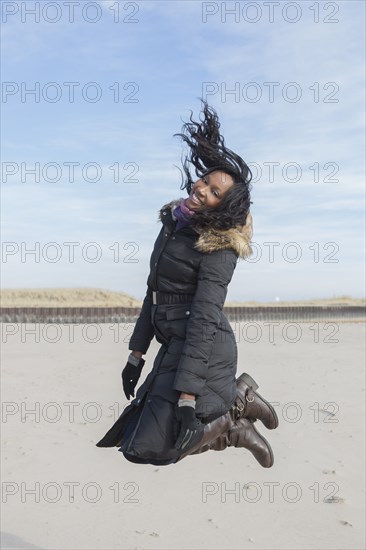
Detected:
left=186, top=170, right=235, bottom=211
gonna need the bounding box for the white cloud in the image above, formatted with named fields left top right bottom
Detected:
left=2, top=0, right=364, bottom=299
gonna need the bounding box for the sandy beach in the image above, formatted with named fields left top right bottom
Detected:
left=1, top=321, right=365, bottom=550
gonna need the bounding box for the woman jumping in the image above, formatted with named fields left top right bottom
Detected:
left=96, top=100, right=279, bottom=465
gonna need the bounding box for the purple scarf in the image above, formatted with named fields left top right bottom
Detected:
left=172, top=198, right=196, bottom=231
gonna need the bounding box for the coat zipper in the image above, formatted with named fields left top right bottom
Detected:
left=153, top=222, right=173, bottom=289
left=125, top=392, right=149, bottom=454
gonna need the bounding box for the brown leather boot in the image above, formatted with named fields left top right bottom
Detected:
left=226, top=417, right=274, bottom=468
left=179, top=410, right=274, bottom=468
left=176, top=410, right=232, bottom=461
left=233, top=373, right=279, bottom=430
left=176, top=373, right=277, bottom=467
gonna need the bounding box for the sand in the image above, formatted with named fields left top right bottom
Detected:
left=1, top=321, right=365, bottom=550
left=1, top=288, right=365, bottom=308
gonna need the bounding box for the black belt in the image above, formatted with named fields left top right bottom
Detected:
left=152, top=291, right=194, bottom=305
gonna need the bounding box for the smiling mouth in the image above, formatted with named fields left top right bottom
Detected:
left=191, top=192, right=203, bottom=205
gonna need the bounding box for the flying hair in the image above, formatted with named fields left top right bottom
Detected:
left=174, top=99, right=253, bottom=231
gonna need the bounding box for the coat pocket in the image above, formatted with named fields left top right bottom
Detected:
left=159, top=306, right=192, bottom=342
left=165, top=305, right=191, bottom=321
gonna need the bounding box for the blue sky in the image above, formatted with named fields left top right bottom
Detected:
left=1, top=0, right=365, bottom=301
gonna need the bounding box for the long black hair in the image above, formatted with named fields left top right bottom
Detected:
left=174, top=99, right=253, bottom=231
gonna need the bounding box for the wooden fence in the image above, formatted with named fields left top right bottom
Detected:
left=0, top=306, right=364, bottom=323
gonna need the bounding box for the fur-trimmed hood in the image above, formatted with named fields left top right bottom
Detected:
left=158, top=198, right=253, bottom=260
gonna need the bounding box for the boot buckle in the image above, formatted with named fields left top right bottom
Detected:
left=246, top=393, right=255, bottom=403
left=232, top=401, right=245, bottom=421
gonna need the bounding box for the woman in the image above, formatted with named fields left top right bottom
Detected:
left=96, top=100, right=278, bottom=466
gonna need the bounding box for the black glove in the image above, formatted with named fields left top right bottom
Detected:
left=174, top=404, right=204, bottom=451
left=122, top=355, right=145, bottom=400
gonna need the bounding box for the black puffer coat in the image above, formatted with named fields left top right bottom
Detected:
left=97, top=198, right=253, bottom=464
